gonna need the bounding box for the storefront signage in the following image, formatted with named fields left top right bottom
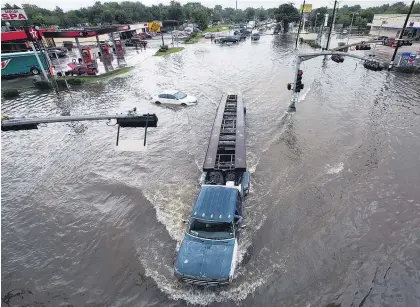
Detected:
left=1, top=9, right=28, bottom=20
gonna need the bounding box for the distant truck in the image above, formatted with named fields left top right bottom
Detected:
left=1, top=51, right=50, bottom=78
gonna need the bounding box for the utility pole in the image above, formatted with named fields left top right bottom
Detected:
left=346, top=12, right=358, bottom=45
left=295, top=0, right=305, bottom=49
left=372, top=19, right=385, bottom=55
left=388, top=0, right=415, bottom=71
left=314, top=13, right=320, bottom=31
left=325, top=0, right=337, bottom=50
left=332, top=1, right=339, bottom=33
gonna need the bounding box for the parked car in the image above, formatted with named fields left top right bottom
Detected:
left=152, top=90, right=197, bottom=106
left=140, top=32, right=152, bottom=39
left=216, top=36, right=239, bottom=44
left=384, top=37, right=412, bottom=47
left=251, top=33, right=260, bottom=41
left=66, top=63, right=97, bottom=76
left=48, top=48, right=67, bottom=58
left=204, top=32, right=214, bottom=39
left=50, top=46, right=68, bottom=53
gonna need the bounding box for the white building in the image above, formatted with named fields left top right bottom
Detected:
left=368, top=14, right=420, bottom=40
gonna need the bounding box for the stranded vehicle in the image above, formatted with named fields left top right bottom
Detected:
left=174, top=94, right=250, bottom=286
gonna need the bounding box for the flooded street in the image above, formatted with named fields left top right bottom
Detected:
left=2, top=35, right=420, bottom=307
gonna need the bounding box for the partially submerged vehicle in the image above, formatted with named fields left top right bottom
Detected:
left=215, top=36, right=239, bottom=44
left=251, top=33, right=260, bottom=41
left=174, top=94, right=250, bottom=286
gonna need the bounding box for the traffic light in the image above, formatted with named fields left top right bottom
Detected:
left=356, top=44, right=371, bottom=50
left=295, top=70, right=304, bottom=92
left=331, top=54, right=344, bottom=63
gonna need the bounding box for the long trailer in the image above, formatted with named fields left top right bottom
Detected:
left=174, top=94, right=250, bottom=286
left=201, top=94, right=248, bottom=189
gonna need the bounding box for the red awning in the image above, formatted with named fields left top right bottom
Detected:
left=1, top=28, right=55, bottom=42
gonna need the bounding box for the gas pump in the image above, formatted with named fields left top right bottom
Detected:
left=99, top=42, right=110, bottom=57
left=81, top=46, right=93, bottom=64
left=116, top=40, right=125, bottom=57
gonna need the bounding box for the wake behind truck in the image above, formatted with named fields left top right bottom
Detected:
left=174, top=94, right=250, bottom=286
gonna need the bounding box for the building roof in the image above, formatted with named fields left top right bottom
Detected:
left=192, top=185, right=238, bottom=223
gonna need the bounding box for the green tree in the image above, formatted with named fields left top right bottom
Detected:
left=275, top=3, right=299, bottom=32
left=192, top=8, right=208, bottom=30
left=114, top=9, right=128, bottom=24
left=244, top=7, right=255, bottom=21
left=167, top=0, right=183, bottom=21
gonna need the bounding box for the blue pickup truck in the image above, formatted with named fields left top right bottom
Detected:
left=174, top=94, right=250, bottom=286
left=174, top=181, right=249, bottom=285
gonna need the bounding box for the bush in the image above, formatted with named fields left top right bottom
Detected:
left=159, top=45, right=169, bottom=52
left=190, top=32, right=198, bottom=38
left=2, top=88, right=19, bottom=98
left=54, top=78, right=84, bottom=89
left=33, top=80, right=52, bottom=90
left=66, top=78, right=84, bottom=85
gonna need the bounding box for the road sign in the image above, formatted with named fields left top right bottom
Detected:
left=148, top=21, right=161, bottom=33
left=300, top=4, right=312, bottom=13
left=1, top=9, right=28, bottom=20
left=398, top=52, right=418, bottom=67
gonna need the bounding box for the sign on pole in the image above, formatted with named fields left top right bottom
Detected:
left=148, top=21, right=161, bottom=33
left=300, top=4, right=312, bottom=13
left=398, top=52, right=418, bottom=67
left=1, top=9, right=28, bottom=21
left=24, top=26, right=42, bottom=42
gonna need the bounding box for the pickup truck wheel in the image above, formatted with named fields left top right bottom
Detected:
left=181, top=103, right=187, bottom=106
left=155, top=101, right=161, bottom=105
left=30, top=67, right=40, bottom=75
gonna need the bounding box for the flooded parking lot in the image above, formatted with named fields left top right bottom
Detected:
left=2, top=34, right=420, bottom=307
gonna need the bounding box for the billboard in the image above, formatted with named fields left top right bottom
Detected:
left=398, top=52, right=418, bottom=67
left=300, top=4, right=312, bottom=13
left=1, top=9, right=28, bottom=20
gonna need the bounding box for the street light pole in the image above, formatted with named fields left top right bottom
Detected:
left=346, top=12, right=358, bottom=45
left=314, top=13, right=320, bottom=31
left=325, top=0, right=338, bottom=50
left=372, top=19, right=385, bottom=55
left=295, top=0, right=306, bottom=49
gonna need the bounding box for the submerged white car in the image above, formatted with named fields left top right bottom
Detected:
left=152, top=90, right=197, bottom=106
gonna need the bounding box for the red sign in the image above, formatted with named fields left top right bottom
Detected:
left=1, top=9, right=28, bottom=20
left=1, top=59, right=11, bottom=70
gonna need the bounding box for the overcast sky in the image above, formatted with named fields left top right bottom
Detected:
left=5, top=0, right=413, bottom=12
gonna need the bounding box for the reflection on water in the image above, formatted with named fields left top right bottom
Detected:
left=2, top=35, right=420, bottom=307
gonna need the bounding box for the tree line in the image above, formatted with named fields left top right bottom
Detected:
left=275, top=2, right=420, bottom=33
left=2, top=1, right=420, bottom=32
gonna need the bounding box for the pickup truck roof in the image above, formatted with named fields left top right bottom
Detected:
left=192, top=185, right=237, bottom=223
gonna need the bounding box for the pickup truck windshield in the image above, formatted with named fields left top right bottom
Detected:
left=189, top=219, right=234, bottom=240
